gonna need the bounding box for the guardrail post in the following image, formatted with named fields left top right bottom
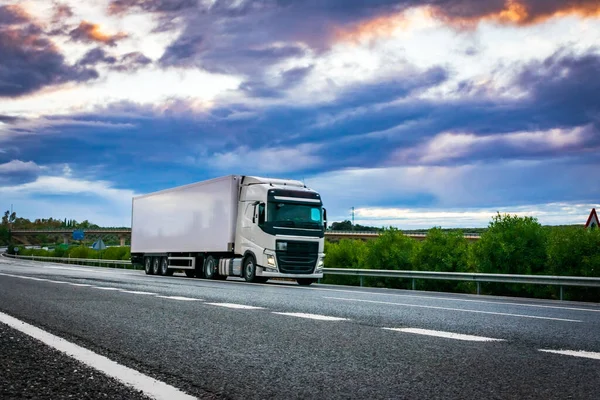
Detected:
left=360, top=276, right=364, bottom=287
left=477, top=282, right=480, bottom=295
left=412, top=278, right=415, bottom=290
left=560, top=286, right=564, bottom=301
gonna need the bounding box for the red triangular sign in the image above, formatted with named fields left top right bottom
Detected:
left=585, top=208, right=599, bottom=229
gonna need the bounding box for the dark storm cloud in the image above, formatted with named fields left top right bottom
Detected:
left=138, top=0, right=599, bottom=74
left=77, top=48, right=152, bottom=72
left=0, top=5, right=98, bottom=98
left=78, top=48, right=118, bottom=66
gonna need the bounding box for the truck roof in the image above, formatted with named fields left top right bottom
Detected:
left=243, top=176, right=306, bottom=188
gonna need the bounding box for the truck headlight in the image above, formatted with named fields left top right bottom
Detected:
left=276, top=242, right=287, bottom=251
left=267, top=255, right=276, bottom=267
left=315, top=257, right=324, bottom=272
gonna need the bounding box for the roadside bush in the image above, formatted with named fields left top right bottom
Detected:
left=102, top=246, right=128, bottom=260
left=547, top=226, right=600, bottom=301
left=361, top=227, right=418, bottom=289
left=67, top=246, right=97, bottom=259
left=472, top=213, right=548, bottom=297
left=321, top=240, right=367, bottom=286
left=413, top=228, right=473, bottom=293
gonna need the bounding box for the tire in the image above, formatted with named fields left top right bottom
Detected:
left=243, top=256, right=257, bottom=283
left=204, top=256, right=217, bottom=280
left=144, top=257, right=153, bottom=275
left=152, top=257, right=160, bottom=275
left=160, top=257, right=172, bottom=276
left=255, top=277, right=269, bottom=284
left=297, top=278, right=316, bottom=286
left=184, top=269, right=195, bottom=278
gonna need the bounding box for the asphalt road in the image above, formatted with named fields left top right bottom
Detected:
left=1, top=256, right=599, bottom=399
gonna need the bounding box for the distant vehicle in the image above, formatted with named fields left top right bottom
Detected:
left=130, top=175, right=326, bottom=285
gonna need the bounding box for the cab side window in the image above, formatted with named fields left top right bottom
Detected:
left=258, top=203, right=266, bottom=226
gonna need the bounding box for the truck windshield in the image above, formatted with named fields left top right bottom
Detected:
left=267, top=202, right=322, bottom=228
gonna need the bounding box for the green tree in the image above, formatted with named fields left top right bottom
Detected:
left=361, top=227, right=418, bottom=288
left=322, top=239, right=368, bottom=286
left=472, top=213, right=548, bottom=297
left=413, top=227, right=472, bottom=293
left=547, top=226, right=600, bottom=301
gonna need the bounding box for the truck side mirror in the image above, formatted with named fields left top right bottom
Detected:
left=323, top=208, right=327, bottom=230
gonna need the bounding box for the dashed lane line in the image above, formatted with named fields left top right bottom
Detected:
left=272, top=312, right=349, bottom=321
left=205, top=303, right=264, bottom=310
left=383, top=327, right=504, bottom=342
left=155, top=296, right=203, bottom=301
left=539, top=349, right=600, bottom=360
left=120, top=290, right=156, bottom=295
left=325, top=296, right=582, bottom=323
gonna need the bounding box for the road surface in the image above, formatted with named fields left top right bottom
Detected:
left=1, top=256, right=599, bottom=399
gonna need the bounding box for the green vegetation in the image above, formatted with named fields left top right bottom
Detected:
left=324, top=213, right=600, bottom=302
left=3, top=211, right=598, bottom=301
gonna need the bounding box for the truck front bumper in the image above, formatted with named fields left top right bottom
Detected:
left=257, top=249, right=324, bottom=278
left=257, top=270, right=324, bottom=279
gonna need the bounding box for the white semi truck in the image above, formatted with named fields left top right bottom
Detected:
left=130, top=175, right=326, bottom=285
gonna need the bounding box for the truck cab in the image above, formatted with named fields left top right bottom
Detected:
left=236, top=177, right=326, bottom=285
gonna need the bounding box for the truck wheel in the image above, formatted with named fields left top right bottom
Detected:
left=160, top=257, right=172, bottom=276
left=144, top=257, right=153, bottom=275
left=297, top=278, right=316, bottom=286
left=204, top=256, right=217, bottom=279
left=152, top=257, right=160, bottom=275
left=243, top=256, right=256, bottom=283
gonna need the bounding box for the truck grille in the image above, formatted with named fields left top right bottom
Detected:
left=276, top=240, right=318, bottom=274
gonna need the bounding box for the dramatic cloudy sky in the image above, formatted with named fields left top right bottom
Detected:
left=1, top=0, right=599, bottom=228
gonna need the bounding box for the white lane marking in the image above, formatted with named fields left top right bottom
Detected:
left=45, top=280, right=69, bottom=284
left=0, top=274, right=51, bottom=282
left=92, top=287, right=121, bottom=291
left=383, top=327, right=504, bottom=342
left=120, top=290, right=156, bottom=295
left=0, top=311, right=195, bottom=400
left=46, top=266, right=109, bottom=274
left=264, top=281, right=600, bottom=314
left=68, top=283, right=93, bottom=287
left=539, top=349, right=600, bottom=360
left=202, top=275, right=600, bottom=314
left=205, top=303, right=264, bottom=310
left=325, top=297, right=582, bottom=323
left=156, top=296, right=203, bottom=301
left=272, top=312, right=348, bottom=321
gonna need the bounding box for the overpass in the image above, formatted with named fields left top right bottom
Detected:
left=10, top=229, right=480, bottom=245
left=10, top=229, right=131, bottom=246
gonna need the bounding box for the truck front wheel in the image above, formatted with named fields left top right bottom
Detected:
left=243, top=256, right=256, bottom=283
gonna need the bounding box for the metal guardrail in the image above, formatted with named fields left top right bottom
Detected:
left=5, top=254, right=598, bottom=300
left=325, top=268, right=600, bottom=300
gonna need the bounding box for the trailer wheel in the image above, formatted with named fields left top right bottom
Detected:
left=243, top=256, right=257, bottom=283
left=144, top=257, right=153, bottom=275
left=152, top=257, right=160, bottom=275
left=297, top=278, right=316, bottom=286
left=204, top=256, right=217, bottom=280
left=160, top=257, right=172, bottom=276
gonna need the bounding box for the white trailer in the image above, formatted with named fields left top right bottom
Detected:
left=131, top=175, right=326, bottom=285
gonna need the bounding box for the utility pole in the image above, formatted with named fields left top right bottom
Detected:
left=351, top=207, right=355, bottom=230
left=8, top=203, right=13, bottom=243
